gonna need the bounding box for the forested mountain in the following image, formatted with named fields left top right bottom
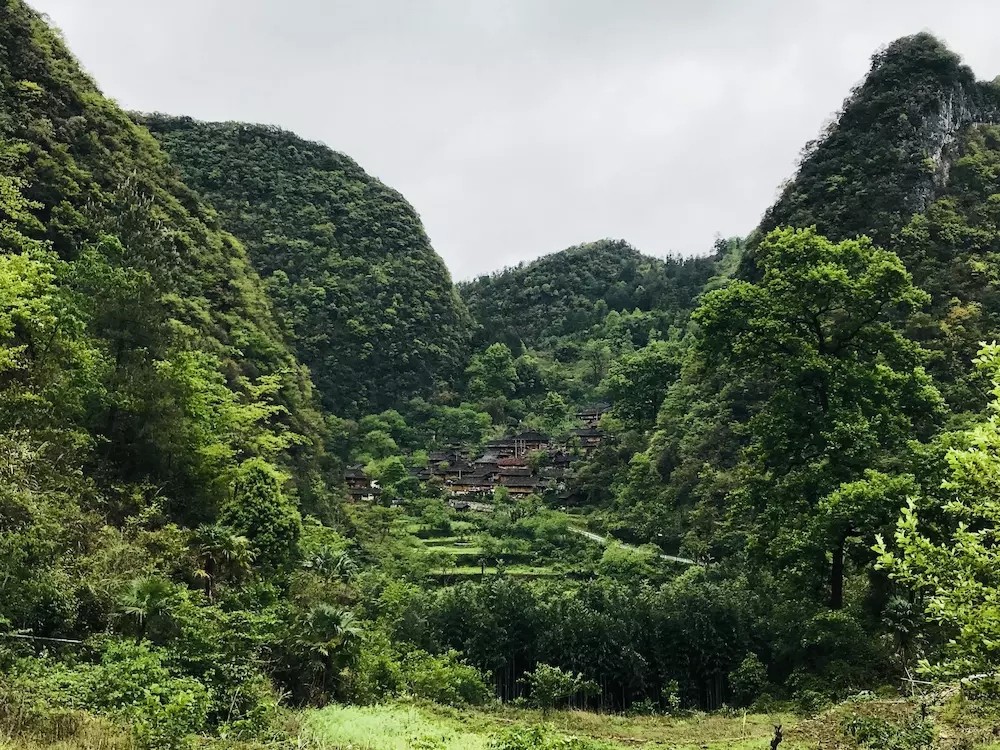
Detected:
left=759, top=33, right=1000, bottom=249
left=0, top=1, right=347, bottom=743
left=142, top=116, right=472, bottom=417
left=616, top=34, right=1000, bottom=549
left=563, top=32, right=1000, bottom=715
left=459, top=238, right=721, bottom=350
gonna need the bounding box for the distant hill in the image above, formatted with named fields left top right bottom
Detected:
left=459, top=238, right=723, bottom=350
left=142, top=116, right=473, bottom=418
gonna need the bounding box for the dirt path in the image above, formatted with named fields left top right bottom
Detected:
left=568, top=526, right=701, bottom=566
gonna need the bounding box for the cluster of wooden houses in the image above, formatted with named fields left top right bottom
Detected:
left=344, top=404, right=609, bottom=505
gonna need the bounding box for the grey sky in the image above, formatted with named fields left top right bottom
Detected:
left=26, top=1, right=1000, bottom=280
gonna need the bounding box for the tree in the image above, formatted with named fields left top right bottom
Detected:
left=191, top=524, right=254, bottom=601
left=467, top=343, right=518, bottom=401
left=582, top=340, right=612, bottom=385
left=288, top=604, right=363, bottom=701
left=604, top=340, right=681, bottom=429
left=877, top=343, right=1000, bottom=678
left=519, top=663, right=598, bottom=716
left=538, top=391, right=568, bottom=435
left=119, top=576, right=180, bottom=642
left=694, top=227, right=943, bottom=608
left=219, top=459, right=302, bottom=570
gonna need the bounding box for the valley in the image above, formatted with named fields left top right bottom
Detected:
left=3, top=3, right=1000, bottom=748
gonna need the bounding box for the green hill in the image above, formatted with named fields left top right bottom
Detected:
left=142, top=116, right=473, bottom=417
left=758, top=32, right=1000, bottom=249
left=0, top=0, right=329, bottom=514
left=459, top=238, right=721, bottom=351
left=750, top=32, right=1000, bottom=407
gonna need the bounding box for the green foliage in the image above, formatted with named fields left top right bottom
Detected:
left=877, top=343, right=1000, bottom=678
left=519, top=664, right=598, bottom=716
left=603, top=340, right=681, bottom=429
left=693, top=226, right=942, bottom=607
left=843, top=715, right=934, bottom=750
left=460, top=240, right=717, bottom=351
left=219, top=459, right=302, bottom=571
left=143, top=116, right=473, bottom=417
left=489, top=724, right=614, bottom=750
left=2, top=640, right=212, bottom=750
left=467, top=343, right=519, bottom=401
left=729, top=654, right=768, bottom=707
left=759, top=33, right=998, bottom=250
left=403, top=649, right=492, bottom=706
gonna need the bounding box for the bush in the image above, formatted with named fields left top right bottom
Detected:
left=0, top=642, right=210, bottom=750
left=730, top=653, right=768, bottom=707
left=844, top=715, right=934, bottom=750
left=520, top=664, right=598, bottom=716
left=403, top=649, right=492, bottom=706
left=490, top=724, right=616, bottom=750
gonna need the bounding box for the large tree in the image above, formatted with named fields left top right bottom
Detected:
left=694, top=227, right=943, bottom=608
left=878, top=343, right=1000, bottom=678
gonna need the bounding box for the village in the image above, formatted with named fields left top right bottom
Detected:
left=344, top=403, right=608, bottom=509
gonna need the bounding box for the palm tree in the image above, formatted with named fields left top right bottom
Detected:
left=294, top=604, right=363, bottom=701
left=192, top=524, right=254, bottom=600
left=119, top=576, right=176, bottom=641
left=302, top=546, right=357, bottom=579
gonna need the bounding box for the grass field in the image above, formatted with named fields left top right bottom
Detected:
left=304, top=702, right=801, bottom=750
left=305, top=704, right=487, bottom=750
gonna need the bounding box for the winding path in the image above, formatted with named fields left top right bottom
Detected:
left=568, top=526, right=701, bottom=566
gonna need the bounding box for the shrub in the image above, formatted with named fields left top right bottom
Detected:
left=730, top=653, right=768, bottom=707
left=403, top=649, right=492, bottom=706
left=520, top=664, right=598, bottom=717
left=844, top=715, right=934, bottom=750
left=490, top=724, right=615, bottom=750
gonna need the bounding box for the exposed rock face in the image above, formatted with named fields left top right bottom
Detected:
left=751, top=33, right=1000, bottom=264
left=920, top=84, right=1000, bottom=206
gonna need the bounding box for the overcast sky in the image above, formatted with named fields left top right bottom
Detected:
left=25, top=1, right=1000, bottom=280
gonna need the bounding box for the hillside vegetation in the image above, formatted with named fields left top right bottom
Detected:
left=459, top=238, right=722, bottom=351
left=7, top=6, right=1000, bottom=750
left=143, top=116, right=473, bottom=417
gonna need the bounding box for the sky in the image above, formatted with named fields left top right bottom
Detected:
left=25, top=1, right=1000, bottom=280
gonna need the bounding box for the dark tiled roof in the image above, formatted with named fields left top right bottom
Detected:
left=515, top=431, right=550, bottom=442
left=572, top=428, right=603, bottom=437
left=499, top=476, right=544, bottom=488
left=498, top=456, right=528, bottom=467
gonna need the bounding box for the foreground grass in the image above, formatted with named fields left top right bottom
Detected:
left=304, top=702, right=799, bottom=750
left=0, top=710, right=133, bottom=750
left=12, top=692, right=1000, bottom=749
left=305, top=704, right=487, bottom=750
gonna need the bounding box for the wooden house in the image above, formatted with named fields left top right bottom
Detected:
left=575, top=403, right=610, bottom=428
left=344, top=465, right=381, bottom=502
left=571, top=427, right=604, bottom=450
